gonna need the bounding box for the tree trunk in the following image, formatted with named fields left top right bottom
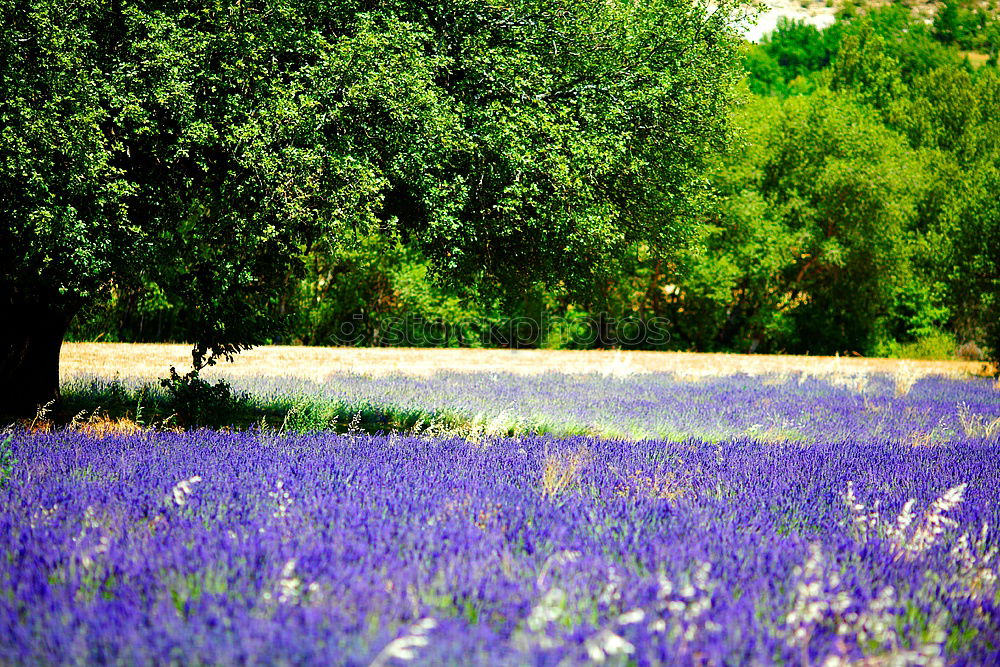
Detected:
left=0, top=304, right=71, bottom=419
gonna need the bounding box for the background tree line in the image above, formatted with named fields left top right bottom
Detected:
left=67, top=1, right=1000, bottom=362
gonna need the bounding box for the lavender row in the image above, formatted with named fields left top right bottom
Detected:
left=3, top=429, right=999, bottom=664
left=220, top=371, right=1000, bottom=442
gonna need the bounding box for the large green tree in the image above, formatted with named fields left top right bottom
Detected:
left=1, top=0, right=746, bottom=416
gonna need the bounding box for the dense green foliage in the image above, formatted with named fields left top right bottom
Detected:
left=673, top=91, right=930, bottom=353
left=726, top=4, right=1000, bottom=359
left=2, top=0, right=748, bottom=413
left=40, top=1, right=1000, bottom=364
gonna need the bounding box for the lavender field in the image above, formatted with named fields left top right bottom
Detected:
left=3, top=371, right=1000, bottom=665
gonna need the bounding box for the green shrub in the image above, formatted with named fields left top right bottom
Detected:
left=878, top=330, right=957, bottom=360
left=159, top=367, right=237, bottom=428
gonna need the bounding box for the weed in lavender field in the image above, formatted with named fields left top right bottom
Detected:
left=947, top=523, right=999, bottom=604
left=612, top=467, right=692, bottom=501
left=598, top=350, right=639, bottom=378
left=170, top=475, right=203, bottom=507
left=541, top=445, right=591, bottom=498
left=894, top=363, right=920, bottom=398
left=957, top=402, right=1000, bottom=438
left=904, top=430, right=939, bottom=448
left=369, top=618, right=438, bottom=667
left=841, top=481, right=968, bottom=560
left=80, top=414, right=145, bottom=437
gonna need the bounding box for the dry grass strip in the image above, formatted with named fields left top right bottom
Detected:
left=60, top=342, right=994, bottom=384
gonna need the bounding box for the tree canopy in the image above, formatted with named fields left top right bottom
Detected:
left=1, top=0, right=748, bottom=415
left=683, top=7, right=1000, bottom=360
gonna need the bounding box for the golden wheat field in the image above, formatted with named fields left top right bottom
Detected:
left=60, top=342, right=994, bottom=384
